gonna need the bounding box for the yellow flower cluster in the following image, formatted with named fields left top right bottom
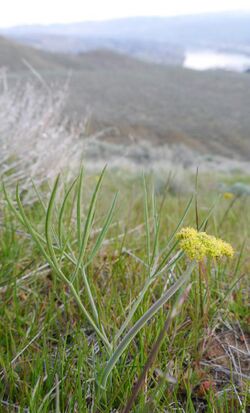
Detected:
left=223, top=192, right=234, bottom=200
left=177, top=227, right=234, bottom=261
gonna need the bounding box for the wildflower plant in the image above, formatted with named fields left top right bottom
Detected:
left=3, top=168, right=234, bottom=393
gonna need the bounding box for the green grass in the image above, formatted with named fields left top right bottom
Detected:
left=0, top=170, right=249, bottom=412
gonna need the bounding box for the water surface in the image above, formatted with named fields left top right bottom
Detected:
left=184, top=50, right=250, bottom=72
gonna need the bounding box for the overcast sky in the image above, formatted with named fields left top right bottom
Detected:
left=1, top=0, right=250, bottom=27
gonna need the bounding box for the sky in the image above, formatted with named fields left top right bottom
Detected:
left=1, top=0, right=250, bottom=27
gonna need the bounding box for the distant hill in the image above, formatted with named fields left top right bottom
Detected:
left=1, top=36, right=250, bottom=160
left=0, top=36, right=71, bottom=72
left=2, top=12, right=250, bottom=58
left=2, top=35, right=184, bottom=66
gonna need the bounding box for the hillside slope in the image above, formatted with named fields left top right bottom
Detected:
left=0, top=36, right=66, bottom=72
left=1, top=37, right=250, bottom=159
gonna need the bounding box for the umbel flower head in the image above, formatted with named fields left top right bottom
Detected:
left=223, top=192, right=234, bottom=200
left=177, top=227, right=234, bottom=261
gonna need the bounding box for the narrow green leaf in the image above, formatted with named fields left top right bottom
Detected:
left=31, top=178, right=47, bottom=214
left=143, top=175, right=151, bottom=266
left=58, top=176, right=78, bottom=246
left=87, top=193, right=118, bottom=263
left=45, top=175, right=61, bottom=268
left=73, top=166, right=107, bottom=278
left=77, top=168, right=84, bottom=248
left=101, top=261, right=196, bottom=388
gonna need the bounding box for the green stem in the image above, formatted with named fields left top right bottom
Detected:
left=81, top=267, right=99, bottom=324
left=115, top=251, right=182, bottom=344
left=81, top=267, right=110, bottom=346
left=69, top=282, right=112, bottom=353
left=114, top=277, right=154, bottom=343
left=198, top=261, right=204, bottom=319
